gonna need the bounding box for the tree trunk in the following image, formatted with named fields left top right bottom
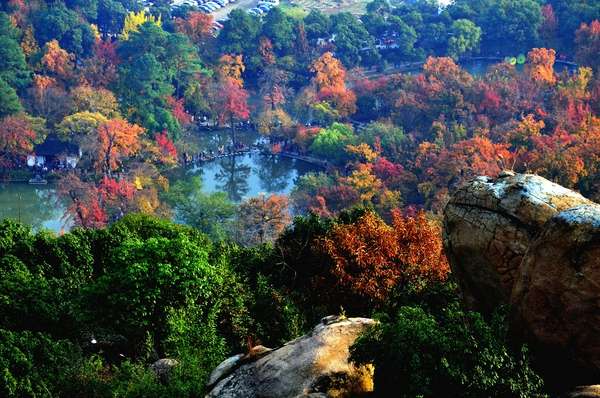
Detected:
left=230, top=115, right=236, bottom=148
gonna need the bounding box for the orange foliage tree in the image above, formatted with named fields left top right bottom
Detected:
left=41, top=40, right=75, bottom=83
left=318, top=210, right=449, bottom=311
left=526, top=48, right=557, bottom=85
left=236, top=194, right=291, bottom=246
left=0, top=114, right=41, bottom=168
left=218, top=54, right=245, bottom=88
left=310, top=52, right=357, bottom=120
left=96, top=119, right=144, bottom=176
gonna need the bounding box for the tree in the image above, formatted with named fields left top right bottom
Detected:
left=236, top=194, right=291, bottom=246
left=448, top=19, right=481, bottom=59
left=0, top=12, right=30, bottom=90
left=0, top=114, right=43, bottom=168
left=71, top=85, right=120, bottom=117
left=310, top=52, right=357, bottom=121
left=526, top=48, right=556, bottom=85
left=41, top=40, right=75, bottom=82
left=318, top=210, right=449, bottom=311
left=174, top=11, right=215, bottom=59
left=450, top=0, right=542, bottom=55
left=175, top=11, right=213, bottom=46
left=351, top=302, right=545, bottom=397
left=218, top=9, right=260, bottom=55
left=162, top=176, right=236, bottom=240
left=218, top=54, right=246, bottom=87
left=96, top=119, right=144, bottom=176
left=97, top=0, right=128, bottom=35
left=575, top=20, right=600, bottom=72
left=330, top=12, right=380, bottom=67
left=26, top=75, right=73, bottom=126
left=257, top=108, right=293, bottom=136
left=0, top=79, right=21, bottom=118
left=120, top=10, right=161, bottom=40
left=309, top=123, right=355, bottom=164
left=539, top=4, right=558, bottom=48
left=304, top=9, right=331, bottom=42
left=116, top=23, right=200, bottom=134
left=81, top=39, right=120, bottom=87
left=32, top=3, right=95, bottom=57
left=155, top=130, right=178, bottom=164
left=262, top=7, right=296, bottom=54
left=56, top=111, right=107, bottom=141
left=214, top=77, right=250, bottom=145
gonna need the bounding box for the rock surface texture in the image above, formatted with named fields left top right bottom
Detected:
left=568, top=385, right=600, bottom=398
left=443, top=171, right=591, bottom=313
left=444, top=172, right=600, bottom=384
left=511, top=204, right=600, bottom=381
left=205, top=316, right=375, bottom=398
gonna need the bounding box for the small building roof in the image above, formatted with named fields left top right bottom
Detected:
left=34, top=135, right=79, bottom=157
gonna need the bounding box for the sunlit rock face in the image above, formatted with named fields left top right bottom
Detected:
left=443, top=171, right=590, bottom=313
left=205, top=316, right=375, bottom=398
left=444, top=172, right=600, bottom=385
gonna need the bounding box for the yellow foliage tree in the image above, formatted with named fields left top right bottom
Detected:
left=256, top=108, right=293, bottom=136
left=120, top=10, right=162, bottom=40
left=218, top=54, right=245, bottom=87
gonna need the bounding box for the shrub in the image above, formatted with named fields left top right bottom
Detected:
left=350, top=300, right=546, bottom=398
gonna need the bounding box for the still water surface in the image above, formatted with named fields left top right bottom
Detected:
left=0, top=152, right=317, bottom=233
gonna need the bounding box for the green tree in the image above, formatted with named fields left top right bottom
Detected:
left=309, top=122, right=356, bottom=164
left=116, top=22, right=201, bottom=135
left=32, top=3, right=96, bottom=57
left=0, top=13, right=31, bottom=90
left=78, top=215, right=243, bottom=357
left=218, top=9, right=261, bottom=55
left=303, top=9, right=331, bottom=42
left=330, top=12, right=380, bottom=67
left=262, top=8, right=296, bottom=54
left=0, top=79, right=22, bottom=118
left=450, top=0, right=542, bottom=55
left=448, top=19, right=481, bottom=59
left=97, top=0, right=128, bottom=36
left=0, top=329, right=81, bottom=398
left=162, top=176, right=236, bottom=241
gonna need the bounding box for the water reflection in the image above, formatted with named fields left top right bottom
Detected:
left=256, top=154, right=296, bottom=193
left=0, top=184, right=66, bottom=231
left=214, top=155, right=252, bottom=202
left=187, top=151, right=316, bottom=202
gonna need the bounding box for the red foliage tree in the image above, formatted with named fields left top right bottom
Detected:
left=166, top=96, right=192, bottom=126
left=215, top=77, right=250, bottom=144
left=175, top=12, right=214, bottom=46
left=155, top=130, right=178, bottom=163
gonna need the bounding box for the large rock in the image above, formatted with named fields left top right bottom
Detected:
left=511, top=204, right=600, bottom=383
left=206, top=316, right=375, bottom=398
left=443, top=171, right=591, bottom=312
left=567, top=385, right=600, bottom=398
left=150, top=358, right=179, bottom=382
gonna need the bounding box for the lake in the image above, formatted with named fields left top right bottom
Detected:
left=0, top=151, right=318, bottom=233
